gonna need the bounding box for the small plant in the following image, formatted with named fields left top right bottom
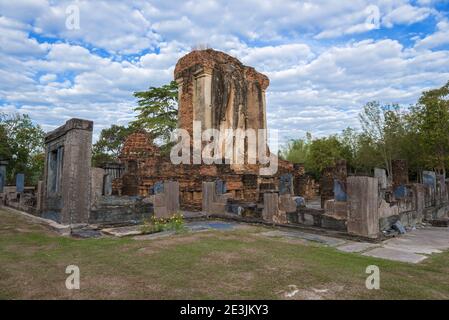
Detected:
left=165, top=212, right=185, bottom=233
left=140, top=212, right=185, bottom=234
left=140, top=220, right=153, bottom=234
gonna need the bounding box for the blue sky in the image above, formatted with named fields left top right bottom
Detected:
left=1, top=0, right=449, bottom=146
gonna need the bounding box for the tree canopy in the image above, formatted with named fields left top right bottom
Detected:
left=0, top=113, right=45, bottom=185
left=92, top=124, right=137, bottom=167
left=131, top=80, right=178, bottom=146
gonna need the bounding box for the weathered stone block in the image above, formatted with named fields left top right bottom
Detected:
left=279, top=194, right=297, bottom=213
left=0, top=161, right=7, bottom=193
left=333, top=179, right=347, bottom=201
left=378, top=199, right=399, bottom=218
left=324, top=199, right=347, bottom=219
left=279, top=173, right=293, bottom=195
left=322, top=215, right=347, bottom=231
left=302, top=212, right=315, bottom=226
left=104, top=174, right=113, bottom=196
left=16, top=173, right=25, bottom=193
left=202, top=181, right=229, bottom=214
left=91, top=167, right=105, bottom=205
left=262, top=193, right=278, bottom=222
left=347, top=176, right=379, bottom=239
left=374, top=168, right=387, bottom=189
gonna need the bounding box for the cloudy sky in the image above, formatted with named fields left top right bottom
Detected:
left=1, top=0, right=449, bottom=146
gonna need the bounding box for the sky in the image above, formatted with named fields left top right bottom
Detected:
left=1, top=0, right=449, bottom=146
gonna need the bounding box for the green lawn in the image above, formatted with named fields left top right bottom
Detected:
left=1, top=207, right=449, bottom=299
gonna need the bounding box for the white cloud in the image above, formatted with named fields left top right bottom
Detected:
left=1, top=0, right=449, bottom=145
left=415, top=19, right=449, bottom=49
left=382, top=4, right=432, bottom=28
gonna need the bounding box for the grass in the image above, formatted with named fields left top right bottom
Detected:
left=1, top=207, right=449, bottom=299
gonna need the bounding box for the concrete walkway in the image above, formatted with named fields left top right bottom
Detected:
left=258, top=226, right=449, bottom=264
left=359, top=227, right=449, bottom=263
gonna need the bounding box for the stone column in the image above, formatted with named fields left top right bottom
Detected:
left=374, top=168, right=387, bottom=189
left=193, top=67, right=213, bottom=131
left=0, top=160, right=7, bottom=193
left=36, top=181, right=43, bottom=215
left=202, top=181, right=215, bottom=213
left=347, top=176, right=379, bottom=239
left=165, top=181, right=180, bottom=214
left=16, top=173, right=25, bottom=193
left=262, top=192, right=278, bottom=222
left=103, top=174, right=113, bottom=196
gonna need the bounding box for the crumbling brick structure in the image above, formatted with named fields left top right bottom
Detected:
left=113, top=49, right=297, bottom=211
left=174, top=49, right=269, bottom=139
left=115, top=131, right=278, bottom=210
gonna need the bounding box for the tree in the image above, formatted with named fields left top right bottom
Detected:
left=280, top=135, right=311, bottom=164
left=412, top=81, right=449, bottom=175
left=132, top=81, right=178, bottom=146
left=92, top=124, right=136, bottom=167
left=306, top=135, right=344, bottom=177
left=0, top=113, right=45, bottom=185
left=0, top=124, right=10, bottom=160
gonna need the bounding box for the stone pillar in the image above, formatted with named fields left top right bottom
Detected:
left=16, top=173, right=25, bottom=193
left=333, top=159, right=347, bottom=201
left=165, top=181, right=180, bottom=214
left=202, top=181, right=229, bottom=214
left=413, top=183, right=425, bottom=218
left=0, top=160, right=7, bottom=193
left=333, top=180, right=347, bottom=201
left=193, top=68, right=213, bottom=131
left=374, top=168, right=387, bottom=189
left=279, top=173, right=293, bottom=195
left=103, top=174, right=113, bottom=196
left=43, top=118, right=93, bottom=224
left=36, top=181, right=43, bottom=214
left=347, top=176, right=379, bottom=239
left=153, top=181, right=180, bottom=219
left=262, top=192, right=278, bottom=222
left=91, top=167, right=105, bottom=205
left=202, top=181, right=216, bottom=213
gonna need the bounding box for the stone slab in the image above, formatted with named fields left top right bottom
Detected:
left=133, top=230, right=175, bottom=240
left=258, top=229, right=346, bottom=247
left=186, top=221, right=238, bottom=231
left=336, top=242, right=379, bottom=253
left=382, top=227, right=449, bottom=255
left=362, top=247, right=427, bottom=263
left=102, top=225, right=142, bottom=237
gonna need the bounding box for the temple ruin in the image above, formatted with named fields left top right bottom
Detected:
left=1, top=49, right=448, bottom=240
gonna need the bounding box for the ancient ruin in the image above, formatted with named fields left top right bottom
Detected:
left=1, top=49, right=448, bottom=241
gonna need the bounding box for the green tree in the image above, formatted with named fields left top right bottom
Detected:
left=92, top=124, right=136, bottom=167
left=132, top=81, right=178, bottom=146
left=0, top=124, right=10, bottom=160
left=306, top=135, right=344, bottom=177
left=280, top=135, right=311, bottom=164
left=0, top=113, right=45, bottom=185
left=412, top=81, right=449, bottom=175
